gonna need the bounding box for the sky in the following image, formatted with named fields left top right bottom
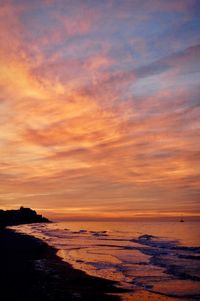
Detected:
left=0, top=0, right=200, bottom=220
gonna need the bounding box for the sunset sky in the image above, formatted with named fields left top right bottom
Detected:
left=0, top=0, right=200, bottom=220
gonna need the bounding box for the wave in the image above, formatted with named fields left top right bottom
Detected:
left=10, top=221, right=200, bottom=299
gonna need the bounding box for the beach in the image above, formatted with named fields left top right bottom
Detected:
left=0, top=228, right=124, bottom=301
left=9, top=220, right=200, bottom=301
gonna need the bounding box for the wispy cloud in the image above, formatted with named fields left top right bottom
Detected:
left=0, top=0, right=199, bottom=217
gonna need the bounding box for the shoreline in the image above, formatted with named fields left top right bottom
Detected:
left=0, top=228, right=125, bottom=301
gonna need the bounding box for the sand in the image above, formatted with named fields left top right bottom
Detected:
left=0, top=228, right=125, bottom=301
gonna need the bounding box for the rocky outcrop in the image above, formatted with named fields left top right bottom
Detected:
left=0, top=206, right=50, bottom=227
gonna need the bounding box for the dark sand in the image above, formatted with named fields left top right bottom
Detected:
left=0, top=228, right=125, bottom=301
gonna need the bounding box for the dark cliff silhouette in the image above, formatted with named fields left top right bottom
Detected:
left=0, top=206, right=50, bottom=227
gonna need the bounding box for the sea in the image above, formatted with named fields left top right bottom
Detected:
left=10, top=220, right=200, bottom=301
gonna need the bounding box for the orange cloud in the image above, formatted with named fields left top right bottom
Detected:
left=0, top=0, right=199, bottom=218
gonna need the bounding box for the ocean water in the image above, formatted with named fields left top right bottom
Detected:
left=11, top=221, right=200, bottom=300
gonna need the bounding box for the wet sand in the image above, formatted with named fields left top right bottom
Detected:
left=0, top=228, right=125, bottom=301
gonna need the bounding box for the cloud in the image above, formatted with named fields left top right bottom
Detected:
left=133, top=44, right=200, bottom=78
left=0, top=0, right=199, bottom=217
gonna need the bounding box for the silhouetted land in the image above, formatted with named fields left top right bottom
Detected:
left=0, top=206, right=50, bottom=228
left=0, top=208, right=123, bottom=301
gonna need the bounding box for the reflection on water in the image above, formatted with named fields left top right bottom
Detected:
left=11, top=221, right=200, bottom=300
